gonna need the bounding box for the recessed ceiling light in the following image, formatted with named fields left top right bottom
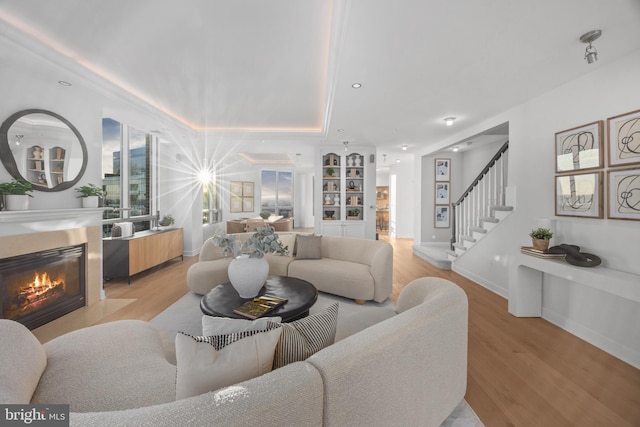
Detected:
left=58, top=80, right=72, bottom=86
left=452, top=146, right=459, bottom=152
left=337, top=129, right=344, bottom=132
left=444, top=117, right=456, bottom=126
left=396, top=159, right=401, bottom=163
left=401, top=144, right=408, bottom=151
left=352, top=83, right=362, bottom=88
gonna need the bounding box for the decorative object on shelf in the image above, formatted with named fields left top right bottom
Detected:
left=75, top=183, right=103, bottom=208
left=349, top=180, right=355, bottom=189
left=607, top=167, right=640, bottom=221
left=347, top=156, right=354, bottom=167
left=354, top=156, right=362, bottom=167
left=324, top=210, right=335, bottom=219
left=334, top=194, right=340, bottom=205
left=549, top=244, right=601, bottom=267
left=324, top=194, right=331, bottom=205
left=260, top=210, right=271, bottom=219
left=0, top=179, right=33, bottom=211
left=326, top=167, right=335, bottom=177
left=212, top=227, right=289, bottom=298
left=32, top=146, right=43, bottom=159
left=555, top=171, right=603, bottom=218
left=520, top=246, right=566, bottom=259
left=607, top=108, right=640, bottom=167
left=435, top=158, right=450, bottom=181
left=529, top=228, right=553, bottom=252
left=555, top=121, right=603, bottom=173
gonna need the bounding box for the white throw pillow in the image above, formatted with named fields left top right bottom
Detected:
left=201, top=315, right=282, bottom=336
left=175, top=327, right=282, bottom=400
left=276, top=234, right=297, bottom=257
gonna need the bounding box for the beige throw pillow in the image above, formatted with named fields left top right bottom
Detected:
left=202, top=315, right=281, bottom=336
left=175, top=327, right=282, bottom=400
left=295, top=234, right=322, bottom=259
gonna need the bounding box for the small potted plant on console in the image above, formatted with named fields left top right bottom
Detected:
left=529, top=227, right=553, bottom=252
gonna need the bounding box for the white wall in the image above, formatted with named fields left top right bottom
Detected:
left=386, top=158, right=414, bottom=238
left=440, top=51, right=640, bottom=368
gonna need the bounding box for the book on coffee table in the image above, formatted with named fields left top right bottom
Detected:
left=233, top=295, right=288, bottom=319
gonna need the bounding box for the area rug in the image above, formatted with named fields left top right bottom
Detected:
left=150, top=292, right=484, bottom=427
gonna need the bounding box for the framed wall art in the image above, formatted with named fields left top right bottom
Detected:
left=230, top=181, right=242, bottom=197
left=230, top=196, right=242, bottom=213
left=607, top=109, right=640, bottom=167
left=607, top=167, right=640, bottom=221
left=434, top=205, right=450, bottom=228
left=435, top=182, right=450, bottom=205
left=555, top=121, right=603, bottom=173
left=555, top=171, right=603, bottom=218
left=242, top=197, right=254, bottom=212
left=242, top=181, right=254, bottom=197
left=435, top=158, right=450, bottom=181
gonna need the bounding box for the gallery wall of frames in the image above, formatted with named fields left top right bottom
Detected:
left=554, top=108, right=640, bottom=221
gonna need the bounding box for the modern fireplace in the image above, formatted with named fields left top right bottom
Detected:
left=0, top=244, right=86, bottom=330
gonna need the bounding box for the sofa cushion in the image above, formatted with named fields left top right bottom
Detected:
left=175, top=327, right=282, bottom=399
left=202, top=315, right=281, bottom=335
left=0, top=320, right=47, bottom=404
left=31, top=320, right=176, bottom=412
left=276, top=233, right=297, bottom=257
left=295, top=234, right=322, bottom=259
left=269, top=302, right=338, bottom=369
left=265, top=253, right=295, bottom=276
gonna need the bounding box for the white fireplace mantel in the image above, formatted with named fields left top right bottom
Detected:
left=0, top=208, right=105, bottom=237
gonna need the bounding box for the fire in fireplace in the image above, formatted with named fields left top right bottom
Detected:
left=1, top=245, right=86, bottom=330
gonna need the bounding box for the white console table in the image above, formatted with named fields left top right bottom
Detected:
left=508, top=253, right=640, bottom=317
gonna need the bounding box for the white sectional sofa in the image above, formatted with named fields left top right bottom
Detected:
left=187, top=232, right=394, bottom=303
left=0, top=277, right=468, bottom=427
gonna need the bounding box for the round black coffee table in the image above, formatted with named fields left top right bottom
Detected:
left=200, top=276, right=318, bottom=322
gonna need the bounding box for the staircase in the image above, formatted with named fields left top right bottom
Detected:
left=447, top=141, right=512, bottom=261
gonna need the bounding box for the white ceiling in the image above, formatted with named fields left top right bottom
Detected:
left=1, top=0, right=640, bottom=162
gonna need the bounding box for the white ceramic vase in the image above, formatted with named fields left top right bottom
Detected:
left=4, top=194, right=30, bottom=211
left=227, top=255, right=269, bottom=298
left=81, top=196, right=99, bottom=208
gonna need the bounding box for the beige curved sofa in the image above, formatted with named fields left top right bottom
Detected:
left=0, top=277, right=468, bottom=427
left=187, top=232, right=394, bottom=303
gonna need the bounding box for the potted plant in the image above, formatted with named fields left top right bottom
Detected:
left=0, top=179, right=34, bottom=211
left=76, top=183, right=104, bottom=208
left=212, top=227, right=288, bottom=298
left=326, top=167, right=335, bottom=177
left=529, top=227, right=553, bottom=252
left=259, top=210, right=272, bottom=220
left=158, top=214, right=175, bottom=227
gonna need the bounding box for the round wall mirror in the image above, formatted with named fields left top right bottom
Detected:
left=0, top=109, right=88, bottom=192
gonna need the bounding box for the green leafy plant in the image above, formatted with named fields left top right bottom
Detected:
left=159, top=214, right=175, bottom=226
left=529, top=228, right=553, bottom=240
left=353, top=208, right=360, bottom=216
left=0, top=179, right=34, bottom=197
left=212, top=227, right=288, bottom=258
left=75, top=183, right=104, bottom=198
left=326, top=167, right=335, bottom=176
left=259, top=210, right=272, bottom=219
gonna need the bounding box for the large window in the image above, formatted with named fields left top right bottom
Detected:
left=202, top=176, right=220, bottom=224
left=101, top=118, right=154, bottom=235
left=261, top=170, right=293, bottom=217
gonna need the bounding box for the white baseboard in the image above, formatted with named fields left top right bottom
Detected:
left=451, top=264, right=508, bottom=299
left=542, top=307, right=640, bottom=370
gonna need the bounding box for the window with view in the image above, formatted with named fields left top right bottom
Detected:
left=261, top=170, right=293, bottom=218
left=101, top=118, right=153, bottom=235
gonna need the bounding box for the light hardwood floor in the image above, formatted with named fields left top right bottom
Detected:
left=35, top=235, right=640, bottom=427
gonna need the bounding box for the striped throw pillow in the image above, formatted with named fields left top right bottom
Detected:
left=268, top=302, right=338, bottom=369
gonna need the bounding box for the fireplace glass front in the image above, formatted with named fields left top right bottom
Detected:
left=0, top=244, right=86, bottom=330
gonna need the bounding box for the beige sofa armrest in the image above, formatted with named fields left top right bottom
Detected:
left=198, top=238, right=225, bottom=262
left=306, top=277, right=467, bottom=427
left=369, top=241, right=393, bottom=303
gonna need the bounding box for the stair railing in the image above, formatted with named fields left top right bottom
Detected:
left=451, top=141, right=509, bottom=250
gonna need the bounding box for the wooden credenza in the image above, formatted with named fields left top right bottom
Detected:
left=103, top=228, right=183, bottom=283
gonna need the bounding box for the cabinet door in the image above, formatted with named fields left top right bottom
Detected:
left=320, top=221, right=344, bottom=236
left=343, top=222, right=365, bottom=238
